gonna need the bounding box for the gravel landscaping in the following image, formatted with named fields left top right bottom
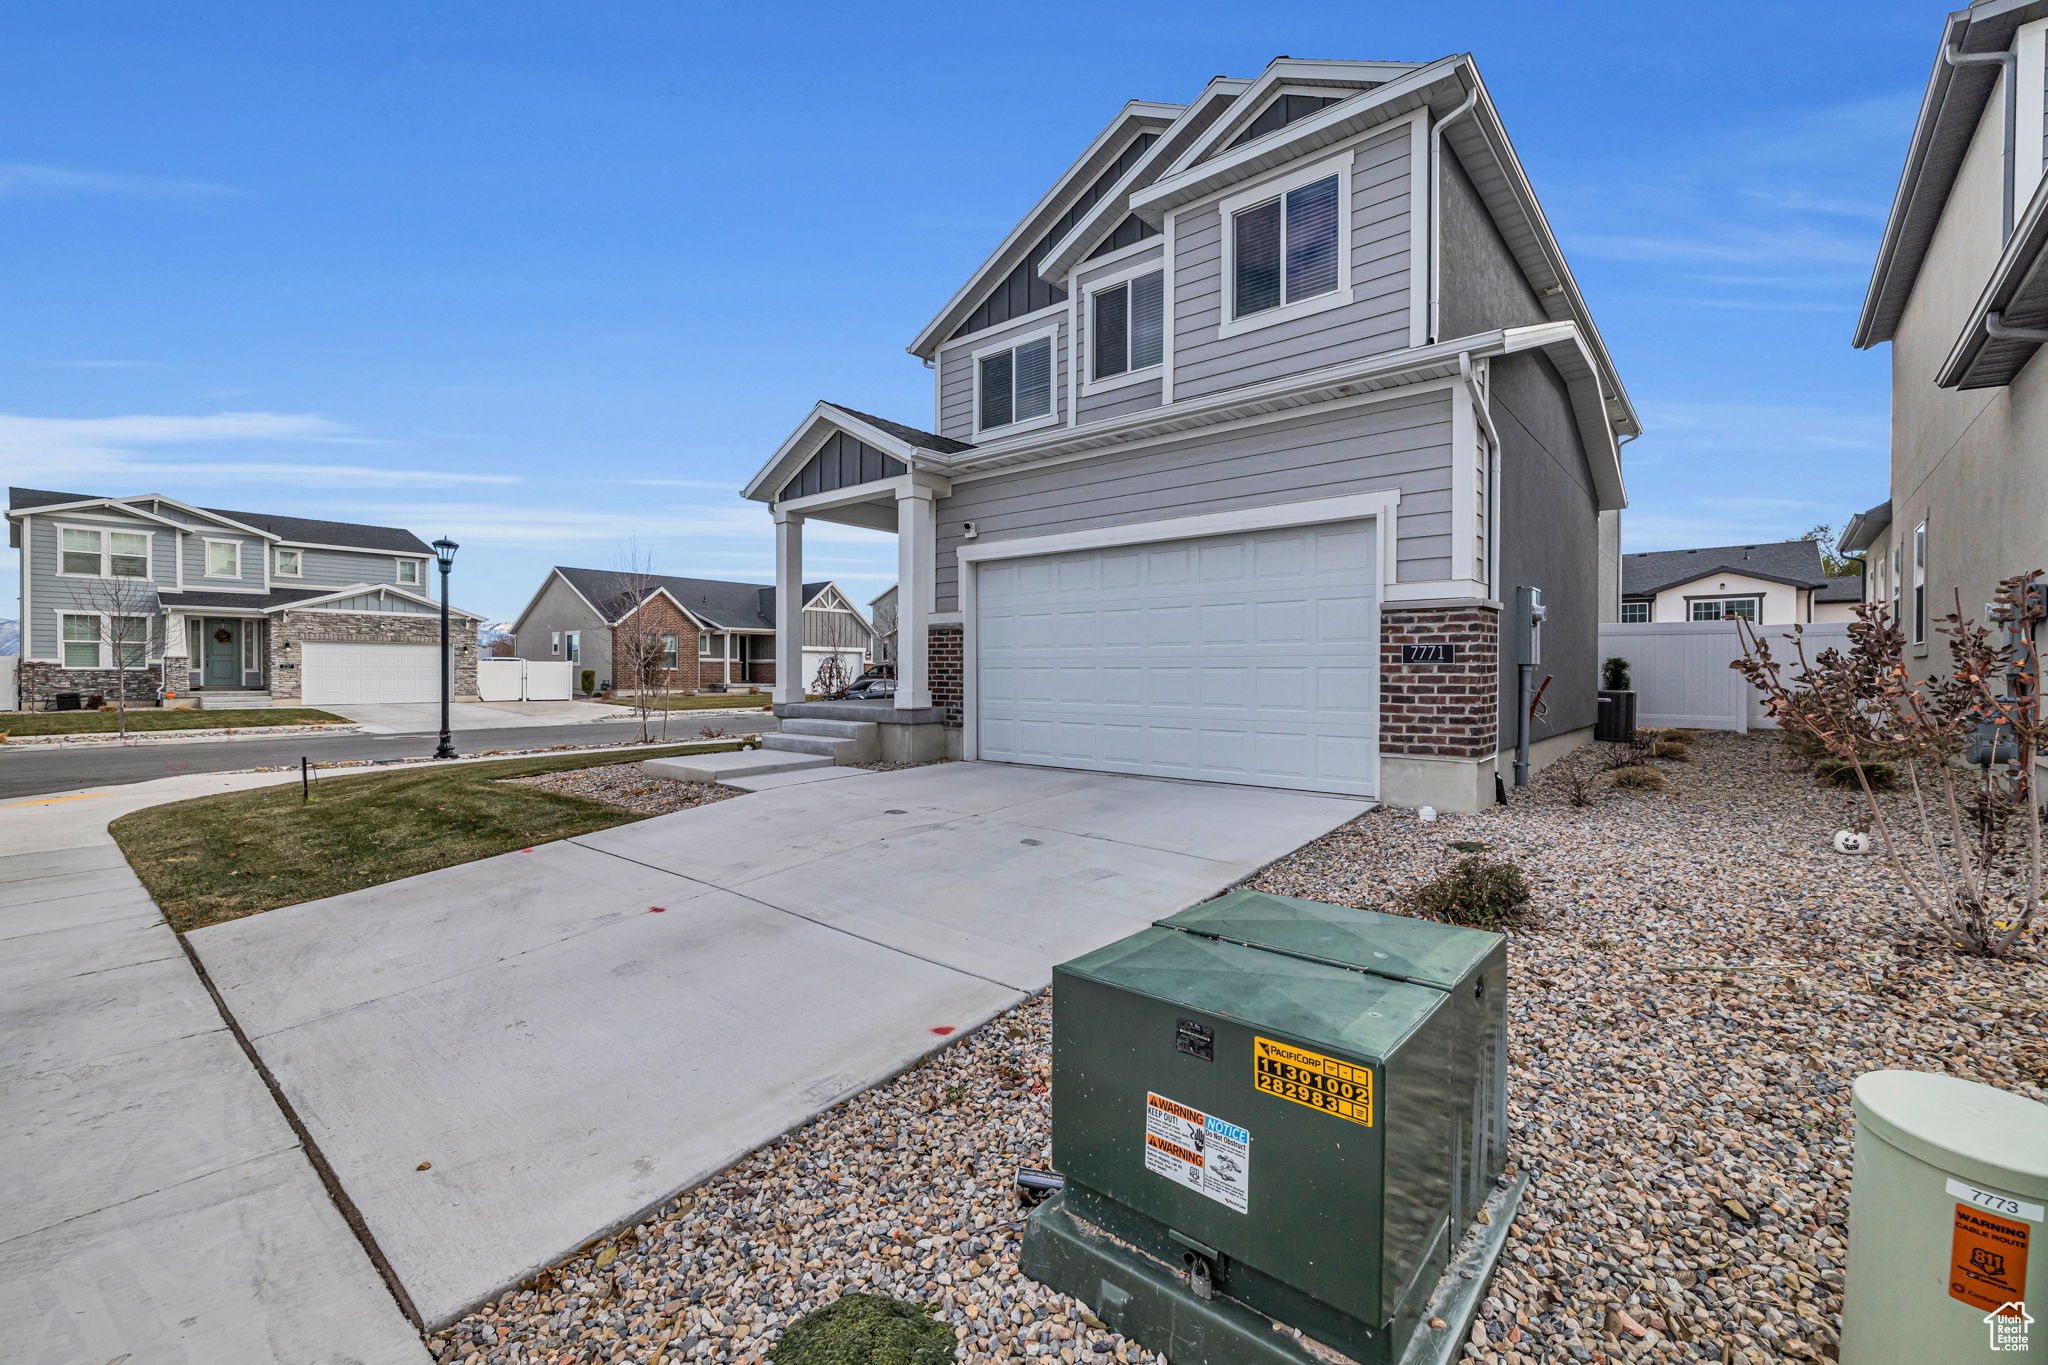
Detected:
left=435, top=732, right=2043, bottom=1365
left=504, top=763, right=745, bottom=816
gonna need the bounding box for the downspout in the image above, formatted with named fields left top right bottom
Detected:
left=1946, top=41, right=2018, bottom=240
left=1426, top=80, right=1482, bottom=344
left=1986, top=310, right=2048, bottom=343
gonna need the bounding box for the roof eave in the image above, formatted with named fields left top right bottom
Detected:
left=742, top=402, right=946, bottom=504
left=1934, top=172, right=2048, bottom=386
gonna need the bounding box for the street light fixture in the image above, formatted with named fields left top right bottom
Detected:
left=432, top=536, right=459, bottom=760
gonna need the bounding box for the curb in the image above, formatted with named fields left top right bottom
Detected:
left=0, top=723, right=368, bottom=749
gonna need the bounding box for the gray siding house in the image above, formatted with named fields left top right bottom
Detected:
left=1846, top=0, right=2048, bottom=660
left=508, top=566, right=873, bottom=693
left=7, top=487, right=482, bottom=707
left=740, top=55, right=1638, bottom=809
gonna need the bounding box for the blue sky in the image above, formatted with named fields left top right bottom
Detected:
left=0, top=2, right=1938, bottom=623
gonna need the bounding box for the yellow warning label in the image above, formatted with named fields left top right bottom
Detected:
left=1252, top=1036, right=1373, bottom=1126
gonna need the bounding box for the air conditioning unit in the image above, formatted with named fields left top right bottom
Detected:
left=1022, top=888, right=1520, bottom=1365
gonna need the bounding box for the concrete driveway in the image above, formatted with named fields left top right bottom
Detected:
left=188, top=762, right=1369, bottom=1327
left=327, top=699, right=639, bottom=733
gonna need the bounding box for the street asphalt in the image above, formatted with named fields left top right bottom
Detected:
left=0, top=712, right=776, bottom=799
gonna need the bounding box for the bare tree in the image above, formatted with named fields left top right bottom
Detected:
left=810, top=651, right=853, bottom=700
left=607, top=541, right=676, bottom=744
left=871, top=590, right=898, bottom=668
left=74, top=576, right=164, bottom=740
left=1733, top=572, right=2044, bottom=956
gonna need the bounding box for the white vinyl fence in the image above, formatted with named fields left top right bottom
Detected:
left=0, top=656, right=16, bottom=711
left=1598, top=621, right=1852, bottom=732
left=476, top=658, right=575, bottom=702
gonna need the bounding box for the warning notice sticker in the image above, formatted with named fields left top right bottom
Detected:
left=1252, top=1035, right=1374, bottom=1127
left=1143, top=1092, right=1251, bottom=1214
left=1950, top=1203, right=2031, bottom=1311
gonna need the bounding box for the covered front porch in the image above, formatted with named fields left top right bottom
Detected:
left=170, top=612, right=271, bottom=696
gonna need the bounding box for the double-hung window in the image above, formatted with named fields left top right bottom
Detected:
left=205, top=540, right=241, bottom=578
left=698, top=630, right=721, bottom=660
left=1620, top=601, right=1650, bottom=623
left=1689, top=597, right=1759, bottom=622
left=59, top=527, right=150, bottom=578
left=396, top=558, right=421, bottom=586
left=1089, top=271, right=1164, bottom=382
left=660, top=633, right=680, bottom=670
left=275, top=548, right=302, bottom=577
left=975, top=331, right=1055, bottom=432
left=1912, top=521, right=1927, bottom=644
left=60, top=613, right=101, bottom=668
left=1226, top=162, right=1345, bottom=331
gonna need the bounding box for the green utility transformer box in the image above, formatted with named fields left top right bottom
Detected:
left=1021, top=889, right=1523, bottom=1365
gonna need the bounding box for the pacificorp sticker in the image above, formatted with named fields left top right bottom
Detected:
left=1143, top=1092, right=1250, bottom=1213
left=1253, top=1035, right=1374, bottom=1126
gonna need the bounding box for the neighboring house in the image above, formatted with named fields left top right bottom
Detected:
left=1813, top=573, right=1867, bottom=623
left=6, top=487, right=482, bottom=706
left=869, top=585, right=898, bottom=667
left=739, top=54, right=1639, bottom=810
left=1619, top=540, right=1841, bottom=625
left=508, top=566, right=873, bottom=692
left=1848, top=0, right=2048, bottom=656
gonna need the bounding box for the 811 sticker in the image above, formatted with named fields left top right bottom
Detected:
left=1253, top=1036, right=1374, bottom=1126
left=1143, top=1092, right=1250, bottom=1213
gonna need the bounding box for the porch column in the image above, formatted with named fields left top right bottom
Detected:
left=723, top=631, right=733, bottom=689
left=894, top=482, right=937, bottom=710
left=773, top=508, right=804, bottom=704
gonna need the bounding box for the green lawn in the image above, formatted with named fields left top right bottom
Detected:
left=601, top=693, right=772, bottom=711
left=110, top=742, right=739, bottom=933
left=0, top=706, right=346, bottom=737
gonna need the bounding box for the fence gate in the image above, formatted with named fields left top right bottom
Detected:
left=1597, top=621, right=1853, bottom=732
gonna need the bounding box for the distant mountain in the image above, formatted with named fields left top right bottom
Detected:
left=477, top=620, right=514, bottom=651
left=0, top=618, right=17, bottom=656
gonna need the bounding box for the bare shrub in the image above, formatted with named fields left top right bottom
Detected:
left=810, top=652, right=853, bottom=700
left=1406, top=856, right=1532, bottom=930
left=1648, top=739, right=1693, bottom=762
left=1609, top=765, right=1668, bottom=791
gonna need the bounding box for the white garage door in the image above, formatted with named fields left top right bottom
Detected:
left=300, top=642, right=442, bottom=705
left=974, top=519, right=1380, bottom=797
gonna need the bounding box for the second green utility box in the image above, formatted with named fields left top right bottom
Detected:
left=1024, top=889, right=1511, bottom=1365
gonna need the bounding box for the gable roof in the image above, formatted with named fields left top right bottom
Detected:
left=1622, top=540, right=1830, bottom=598
left=7, top=487, right=432, bottom=553
left=158, top=582, right=483, bottom=617
left=907, top=100, right=1184, bottom=359
left=548, top=565, right=842, bottom=632
left=1855, top=0, right=2048, bottom=348
left=1838, top=500, right=1894, bottom=554
left=742, top=402, right=971, bottom=504
left=1815, top=573, right=1866, bottom=604
left=1160, top=57, right=1422, bottom=175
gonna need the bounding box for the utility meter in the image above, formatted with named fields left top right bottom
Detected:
left=1515, top=585, right=1546, bottom=667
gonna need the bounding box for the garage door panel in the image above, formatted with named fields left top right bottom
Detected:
left=975, top=518, right=1379, bottom=798
left=300, top=642, right=441, bottom=705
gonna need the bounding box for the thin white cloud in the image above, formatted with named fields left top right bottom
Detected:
left=0, top=161, right=242, bottom=200
left=50, top=359, right=169, bottom=370
left=350, top=499, right=891, bottom=546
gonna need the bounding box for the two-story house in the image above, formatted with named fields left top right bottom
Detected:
left=508, top=565, right=874, bottom=693
left=739, top=55, right=1638, bottom=810
left=1846, top=0, right=2048, bottom=656
left=7, top=487, right=483, bottom=707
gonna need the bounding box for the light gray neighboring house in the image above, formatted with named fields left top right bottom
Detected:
left=739, top=54, right=1639, bottom=810
left=507, top=565, right=873, bottom=692
left=869, top=585, right=898, bottom=667
left=6, top=486, right=483, bottom=707
left=1847, top=0, right=2048, bottom=656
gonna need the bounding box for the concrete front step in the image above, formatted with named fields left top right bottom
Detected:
left=779, top=718, right=878, bottom=740
left=642, top=749, right=831, bottom=784
left=196, top=692, right=274, bottom=709
left=760, top=728, right=880, bottom=764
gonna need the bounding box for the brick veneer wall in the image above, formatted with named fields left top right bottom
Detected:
left=16, top=660, right=168, bottom=706
left=1380, top=605, right=1501, bottom=758
left=611, top=598, right=771, bottom=692
left=929, top=625, right=963, bottom=728
left=270, top=610, right=479, bottom=701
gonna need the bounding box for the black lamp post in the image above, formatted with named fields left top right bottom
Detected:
left=432, top=536, right=459, bottom=760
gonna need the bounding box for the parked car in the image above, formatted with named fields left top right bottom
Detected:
left=844, top=675, right=896, bottom=700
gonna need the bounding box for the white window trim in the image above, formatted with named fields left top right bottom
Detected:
left=1687, top=596, right=1763, bottom=622
left=274, top=547, right=303, bottom=578
left=396, top=557, right=423, bottom=585
left=58, top=610, right=108, bottom=669
left=203, top=538, right=243, bottom=580
left=1215, top=150, right=1354, bottom=341
left=954, top=489, right=1398, bottom=763
left=550, top=631, right=562, bottom=655
left=56, top=609, right=157, bottom=669
left=241, top=618, right=261, bottom=673
left=969, top=323, right=1062, bottom=437
left=1912, top=520, right=1928, bottom=644
left=53, top=522, right=154, bottom=581
left=1079, top=260, right=1168, bottom=397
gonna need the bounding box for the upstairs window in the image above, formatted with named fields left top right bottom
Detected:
left=1232, top=173, right=1341, bottom=319
left=275, top=548, right=302, bottom=577
left=1090, top=271, right=1165, bottom=381
left=976, top=332, right=1055, bottom=432
left=205, top=540, right=241, bottom=578
left=397, top=559, right=422, bottom=586
left=60, top=527, right=150, bottom=578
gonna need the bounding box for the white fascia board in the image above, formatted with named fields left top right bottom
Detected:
left=906, top=103, right=1180, bottom=360
left=1499, top=322, right=1627, bottom=512
left=804, top=580, right=875, bottom=631
left=123, top=495, right=281, bottom=540
left=619, top=586, right=711, bottom=632
left=1159, top=58, right=1426, bottom=177
left=1033, top=79, right=1251, bottom=286
left=5, top=497, right=187, bottom=531
left=742, top=401, right=941, bottom=503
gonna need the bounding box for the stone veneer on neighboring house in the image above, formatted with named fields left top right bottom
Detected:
left=269, top=609, right=480, bottom=702
left=1379, top=605, right=1502, bottom=758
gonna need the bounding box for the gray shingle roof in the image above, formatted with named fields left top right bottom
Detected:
left=7, top=487, right=432, bottom=553
left=553, top=567, right=844, bottom=631
left=1622, top=540, right=1830, bottom=597
left=825, top=405, right=976, bottom=456
left=1815, top=573, right=1865, bottom=604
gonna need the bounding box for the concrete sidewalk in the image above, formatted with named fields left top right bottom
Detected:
left=0, top=774, right=428, bottom=1364
left=327, top=699, right=637, bottom=734
left=188, top=762, right=1371, bottom=1326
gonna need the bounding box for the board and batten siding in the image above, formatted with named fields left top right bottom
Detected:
left=1072, top=243, right=1168, bottom=426
left=23, top=511, right=175, bottom=657
left=1168, top=123, right=1414, bottom=404
left=802, top=606, right=872, bottom=650
left=933, top=388, right=1453, bottom=613
left=304, top=589, right=436, bottom=614
left=935, top=310, right=1070, bottom=444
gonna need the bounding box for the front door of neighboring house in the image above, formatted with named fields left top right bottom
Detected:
left=202, top=618, right=240, bottom=687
